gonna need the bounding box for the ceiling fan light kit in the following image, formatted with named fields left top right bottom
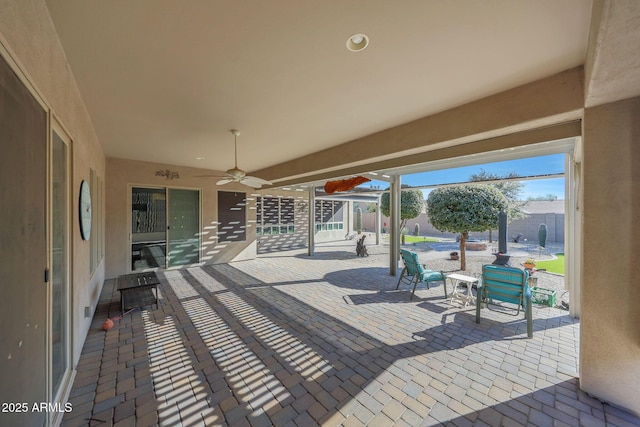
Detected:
left=214, top=129, right=272, bottom=188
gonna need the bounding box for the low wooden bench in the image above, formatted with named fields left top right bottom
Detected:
left=116, top=272, right=160, bottom=315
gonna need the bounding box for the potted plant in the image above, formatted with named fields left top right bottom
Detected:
left=523, top=258, right=536, bottom=269
left=450, top=251, right=459, bottom=260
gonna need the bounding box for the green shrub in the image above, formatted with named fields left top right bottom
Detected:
left=538, top=223, right=547, bottom=247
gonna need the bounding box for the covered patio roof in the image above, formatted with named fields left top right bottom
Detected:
left=44, top=0, right=595, bottom=180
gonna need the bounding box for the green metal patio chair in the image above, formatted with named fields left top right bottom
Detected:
left=476, top=264, right=533, bottom=338
left=396, top=249, right=446, bottom=300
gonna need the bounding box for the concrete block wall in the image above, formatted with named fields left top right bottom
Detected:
left=361, top=212, right=565, bottom=243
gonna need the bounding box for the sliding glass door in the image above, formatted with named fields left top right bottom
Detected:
left=131, top=187, right=200, bottom=270
left=168, top=189, right=201, bottom=267
left=131, top=187, right=167, bottom=270
left=0, top=51, right=48, bottom=426
left=51, top=126, right=72, bottom=406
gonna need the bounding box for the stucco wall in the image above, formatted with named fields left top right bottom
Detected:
left=106, top=157, right=257, bottom=279
left=581, top=95, right=640, bottom=415
left=0, top=0, right=106, bottom=365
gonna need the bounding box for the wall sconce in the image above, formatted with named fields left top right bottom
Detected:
left=155, top=169, right=180, bottom=180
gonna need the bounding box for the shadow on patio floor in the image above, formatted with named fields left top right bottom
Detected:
left=61, top=256, right=638, bottom=426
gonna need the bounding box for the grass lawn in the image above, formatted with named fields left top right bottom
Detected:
left=535, top=253, right=565, bottom=275
left=382, top=234, right=440, bottom=243
left=403, top=235, right=440, bottom=243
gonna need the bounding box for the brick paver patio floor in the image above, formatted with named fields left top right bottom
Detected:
left=62, top=241, right=640, bottom=426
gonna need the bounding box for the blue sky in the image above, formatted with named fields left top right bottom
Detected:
left=363, top=153, right=566, bottom=200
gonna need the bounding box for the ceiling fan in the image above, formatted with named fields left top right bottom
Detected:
left=204, top=129, right=272, bottom=188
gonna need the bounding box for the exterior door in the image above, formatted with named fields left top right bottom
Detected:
left=168, top=189, right=200, bottom=267
left=50, top=123, right=73, bottom=422
left=0, top=52, right=48, bottom=426
left=131, top=187, right=200, bottom=270
left=131, top=187, right=167, bottom=270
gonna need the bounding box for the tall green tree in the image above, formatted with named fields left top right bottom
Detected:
left=469, top=169, right=527, bottom=242
left=380, top=186, right=424, bottom=232
left=427, top=185, right=508, bottom=270
left=469, top=169, right=527, bottom=221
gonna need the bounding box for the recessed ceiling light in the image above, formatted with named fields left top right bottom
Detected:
left=196, top=156, right=205, bottom=160
left=346, top=33, right=369, bottom=52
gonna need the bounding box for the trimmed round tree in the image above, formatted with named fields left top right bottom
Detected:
left=427, top=184, right=508, bottom=270
left=380, top=187, right=424, bottom=235
left=469, top=168, right=527, bottom=242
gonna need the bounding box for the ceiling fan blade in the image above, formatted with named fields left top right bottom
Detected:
left=239, top=179, right=263, bottom=188
left=216, top=178, right=234, bottom=185
left=243, top=175, right=272, bottom=185
left=195, top=174, right=227, bottom=178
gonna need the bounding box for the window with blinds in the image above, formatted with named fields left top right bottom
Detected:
left=256, top=196, right=295, bottom=235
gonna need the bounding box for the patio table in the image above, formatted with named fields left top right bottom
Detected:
left=446, top=273, right=479, bottom=307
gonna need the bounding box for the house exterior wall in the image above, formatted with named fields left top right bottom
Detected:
left=581, top=95, right=640, bottom=415
left=106, top=157, right=257, bottom=279
left=0, top=0, right=106, bottom=365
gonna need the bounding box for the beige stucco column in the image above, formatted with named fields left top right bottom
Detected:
left=581, top=95, right=640, bottom=416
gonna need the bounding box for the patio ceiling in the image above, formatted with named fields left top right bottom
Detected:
left=45, top=0, right=592, bottom=176
left=267, top=136, right=577, bottom=194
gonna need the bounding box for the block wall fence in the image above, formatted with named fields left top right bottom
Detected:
left=360, top=212, right=564, bottom=244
